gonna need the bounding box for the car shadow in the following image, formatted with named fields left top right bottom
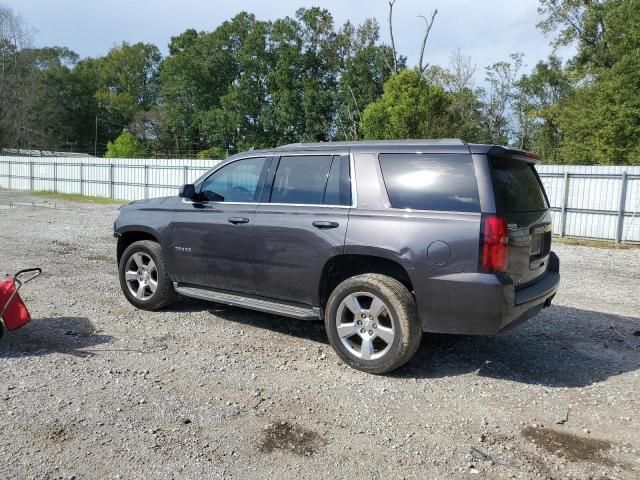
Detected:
left=0, top=316, right=112, bottom=358
left=193, top=301, right=640, bottom=388
left=203, top=301, right=330, bottom=345
left=398, top=305, right=640, bottom=387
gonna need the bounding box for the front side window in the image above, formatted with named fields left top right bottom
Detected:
left=200, top=157, right=266, bottom=203
left=379, top=153, right=480, bottom=212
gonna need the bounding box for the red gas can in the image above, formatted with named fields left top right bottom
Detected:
left=0, top=278, right=32, bottom=331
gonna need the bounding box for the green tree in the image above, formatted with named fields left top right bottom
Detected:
left=22, top=47, right=91, bottom=151
left=200, top=14, right=272, bottom=152
left=95, top=42, right=162, bottom=146
left=360, top=69, right=456, bottom=139
left=105, top=131, right=146, bottom=158
left=0, top=5, right=32, bottom=149
left=425, top=50, right=487, bottom=142
left=553, top=50, right=640, bottom=164
left=537, top=0, right=609, bottom=69
left=514, top=56, right=574, bottom=160
left=536, top=0, right=640, bottom=164
left=159, top=17, right=247, bottom=155
left=335, top=19, right=398, bottom=140
left=197, top=146, right=227, bottom=159
left=266, top=8, right=341, bottom=144
left=481, top=53, right=524, bottom=145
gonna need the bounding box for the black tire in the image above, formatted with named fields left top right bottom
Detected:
left=324, top=273, right=422, bottom=375
left=118, top=240, right=177, bottom=310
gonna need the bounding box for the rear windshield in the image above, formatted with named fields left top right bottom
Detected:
left=490, top=158, right=548, bottom=213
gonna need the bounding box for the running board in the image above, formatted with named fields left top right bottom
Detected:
left=174, top=284, right=320, bottom=321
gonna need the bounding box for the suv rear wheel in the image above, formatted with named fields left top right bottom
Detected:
left=118, top=240, right=177, bottom=310
left=325, top=274, right=422, bottom=374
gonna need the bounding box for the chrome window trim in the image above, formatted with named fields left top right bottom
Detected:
left=349, top=152, right=357, bottom=209
left=183, top=199, right=351, bottom=209
left=260, top=203, right=351, bottom=209
left=187, top=150, right=357, bottom=209
left=264, top=151, right=356, bottom=209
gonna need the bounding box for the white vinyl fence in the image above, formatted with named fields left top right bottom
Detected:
left=1, top=156, right=639, bottom=243
left=0, top=156, right=222, bottom=201
left=536, top=165, right=640, bottom=243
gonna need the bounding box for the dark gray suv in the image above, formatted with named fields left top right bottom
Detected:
left=114, top=140, right=560, bottom=374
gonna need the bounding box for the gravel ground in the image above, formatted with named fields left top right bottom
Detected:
left=1, top=189, right=639, bottom=480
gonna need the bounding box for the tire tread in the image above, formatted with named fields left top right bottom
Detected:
left=325, top=273, right=422, bottom=374
left=119, top=240, right=177, bottom=310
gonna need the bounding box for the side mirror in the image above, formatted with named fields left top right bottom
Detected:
left=179, top=184, right=198, bottom=200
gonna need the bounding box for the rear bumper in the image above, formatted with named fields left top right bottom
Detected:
left=417, top=252, right=560, bottom=335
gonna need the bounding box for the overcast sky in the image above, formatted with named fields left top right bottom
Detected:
left=8, top=0, right=571, bottom=82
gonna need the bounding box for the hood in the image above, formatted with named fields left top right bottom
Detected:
left=121, top=196, right=176, bottom=210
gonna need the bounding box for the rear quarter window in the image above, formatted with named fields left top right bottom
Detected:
left=378, top=153, right=480, bottom=213
left=490, top=158, right=548, bottom=213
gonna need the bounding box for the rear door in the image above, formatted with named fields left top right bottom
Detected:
left=489, top=155, right=552, bottom=287
left=251, top=153, right=352, bottom=305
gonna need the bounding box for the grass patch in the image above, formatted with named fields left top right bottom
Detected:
left=32, top=190, right=126, bottom=205
left=554, top=237, right=639, bottom=249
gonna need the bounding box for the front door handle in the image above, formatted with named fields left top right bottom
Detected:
left=228, top=217, right=250, bottom=225
left=313, top=221, right=339, bottom=229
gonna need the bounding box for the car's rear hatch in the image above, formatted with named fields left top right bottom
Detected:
left=488, top=149, right=552, bottom=288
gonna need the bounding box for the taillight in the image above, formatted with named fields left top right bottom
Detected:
left=481, top=214, right=509, bottom=272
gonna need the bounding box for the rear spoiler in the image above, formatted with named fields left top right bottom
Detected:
left=469, top=145, right=539, bottom=164
left=486, top=146, right=539, bottom=164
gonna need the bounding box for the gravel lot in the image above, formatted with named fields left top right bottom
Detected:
left=1, top=189, right=639, bottom=480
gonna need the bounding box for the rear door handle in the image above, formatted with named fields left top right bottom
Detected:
left=228, top=217, right=250, bottom=225
left=313, top=221, right=339, bottom=229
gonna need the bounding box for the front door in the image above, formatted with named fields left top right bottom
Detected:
left=170, top=156, right=269, bottom=293
left=251, top=154, right=352, bottom=305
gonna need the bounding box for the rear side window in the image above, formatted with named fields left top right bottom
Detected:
left=270, top=155, right=351, bottom=206
left=324, top=155, right=352, bottom=206
left=490, top=158, right=548, bottom=213
left=379, top=153, right=480, bottom=212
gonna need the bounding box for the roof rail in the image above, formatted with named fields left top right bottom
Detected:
left=276, top=139, right=467, bottom=149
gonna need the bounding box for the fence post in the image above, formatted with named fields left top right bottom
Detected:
left=560, top=172, right=570, bottom=237
left=29, top=160, right=34, bottom=191
left=53, top=162, right=58, bottom=193
left=7, top=158, right=11, bottom=190
left=144, top=164, right=149, bottom=199
left=183, top=165, right=188, bottom=186
left=615, top=172, right=628, bottom=243
left=80, top=163, right=84, bottom=195
left=109, top=163, right=114, bottom=199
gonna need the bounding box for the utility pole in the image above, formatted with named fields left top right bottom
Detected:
left=94, top=115, right=98, bottom=157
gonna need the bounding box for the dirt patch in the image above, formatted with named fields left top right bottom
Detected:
left=258, top=421, right=324, bottom=456
left=51, top=240, right=78, bottom=255
left=42, top=421, right=77, bottom=444
left=522, top=427, right=612, bottom=465
left=86, top=254, right=112, bottom=263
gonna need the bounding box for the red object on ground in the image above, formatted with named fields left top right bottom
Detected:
left=0, top=278, right=32, bottom=331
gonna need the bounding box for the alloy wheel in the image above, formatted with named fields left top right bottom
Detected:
left=335, top=292, right=395, bottom=360
left=124, top=252, right=158, bottom=301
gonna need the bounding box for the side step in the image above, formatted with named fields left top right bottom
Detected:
left=174, top=284, right=320, bottom=321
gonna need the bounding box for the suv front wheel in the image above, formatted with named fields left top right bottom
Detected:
left=325, top=274, right=422, bottom=374
left=118, top=240, right=177, bottom=310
